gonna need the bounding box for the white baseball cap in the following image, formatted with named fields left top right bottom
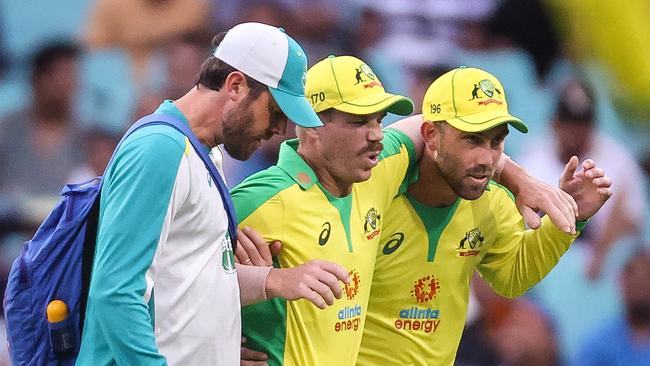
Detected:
left=214, top=22, right=323, bottom=127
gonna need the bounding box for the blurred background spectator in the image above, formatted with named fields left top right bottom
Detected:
left=519, top=79, right=647, bottom=361
left=161, top=32, right=211, bottom=100
left=67, top=126, right=120, bottom=183
left=572, top=248, right=650, bottom=366
left=83, top=0, right=211, bottom=87
left=458, top=275, right=561, bottom=366
left=491, top=299, right=560, bottom=366
left=521, top=80, right=647, bottom=280
left=0, top=0, right=649, bottom=364
left=0, top=41, right=83, bottom=227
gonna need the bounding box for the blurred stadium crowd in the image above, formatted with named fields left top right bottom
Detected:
left=0, top=0, right=649, bottom=365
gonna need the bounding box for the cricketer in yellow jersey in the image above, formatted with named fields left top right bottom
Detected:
left=235, top=57, right=588, bottom=366
left=357, top=67, right=612, bottom=366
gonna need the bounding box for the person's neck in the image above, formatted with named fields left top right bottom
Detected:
left=408, top=153, right=458, bottom=207
left=173, top=86, right=225, bottom=148
left=297, top=145, right=352, bottom=198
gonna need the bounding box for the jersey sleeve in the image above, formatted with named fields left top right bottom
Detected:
left=231, top=168, right=291, bottom=245
left=86, top=130, right=187, bottom=365
left=476, top=186, right=579, bottom=298
left=376, top=128, right=418, bottom=197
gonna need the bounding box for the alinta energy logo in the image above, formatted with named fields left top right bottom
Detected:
left=335, top=269, right=362, bottom=332
left=363, top=208, right=381, bottom=240
left=410, top=275, right=440, bottom=304
left=468, top=79, right=503, bottom=106
left=344, top=269, right=361, bottom=300
left=394, top=275, right=442, bottom=334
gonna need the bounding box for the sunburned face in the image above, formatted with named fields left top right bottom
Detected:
left=314, top=109, right=386, bottom=187
left=433, top=123, right=509, bottom=200
left=222, top=91, right=287, bottom=160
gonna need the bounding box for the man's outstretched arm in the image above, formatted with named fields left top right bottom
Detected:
left=479, top=157, right=612, bottom=297
left=389, top=114, right=582, bottom=234
left=499, top=156, right=579, bottom=234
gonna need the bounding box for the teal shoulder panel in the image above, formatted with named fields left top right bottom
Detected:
left=124, top=124, right=186, bottom=149
left=82, top=128, right=186, bottom=364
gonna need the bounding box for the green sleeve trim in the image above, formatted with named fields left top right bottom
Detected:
left=576, top=219, right=589, bottom=231
left=231, top=166, right=296, bottom=223
left=242, top=298, right=288, bottom=365
left=381, top=128, right=418, bottom=196
left=380, top=128, right=417, bottom=164
left=398, top=164, right=420, bottom=197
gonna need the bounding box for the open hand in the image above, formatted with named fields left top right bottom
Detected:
left=514, top=174, right=578, bottom=234
left=265, top=260, right=350, bottom=309
left=501, top=158, right=578, bottom=233
left=559, top=156, right=612, bottom=222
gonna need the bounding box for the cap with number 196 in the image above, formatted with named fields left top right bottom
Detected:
left=422, top=66, right=528, bottom=133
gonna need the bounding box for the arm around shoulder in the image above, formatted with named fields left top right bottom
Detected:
left=385, top=114, right=425, bottom=160
left=477, top=193, right=578, bottom=298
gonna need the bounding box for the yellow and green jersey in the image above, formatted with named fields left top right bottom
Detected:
left=358, top=182, right=582, bottom=366
left=231, top=129, right=416, bottom=366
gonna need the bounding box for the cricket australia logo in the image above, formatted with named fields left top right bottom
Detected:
left=354, top=63, right=382, bottom=89
left=221, top=233, right=236, bottom=273
left=363, top=208, right=381, bottom=240
left=469, top=79, right=503, bottom=106
left=457, top=228, right=484, bottom=257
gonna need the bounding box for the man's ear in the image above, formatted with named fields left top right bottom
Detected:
left=224, top=71, right=249, bottom=102
left=421, top=121, right=439, bottom=154
left=301, top=125, right=320, bottom=139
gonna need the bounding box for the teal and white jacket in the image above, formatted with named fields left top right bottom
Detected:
left=77, top=101, right=240, bottom=365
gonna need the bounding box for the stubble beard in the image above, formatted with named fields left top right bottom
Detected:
left=221, top=101, right=258, bottom=161
left=436, top=150, right=490, bottom=201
